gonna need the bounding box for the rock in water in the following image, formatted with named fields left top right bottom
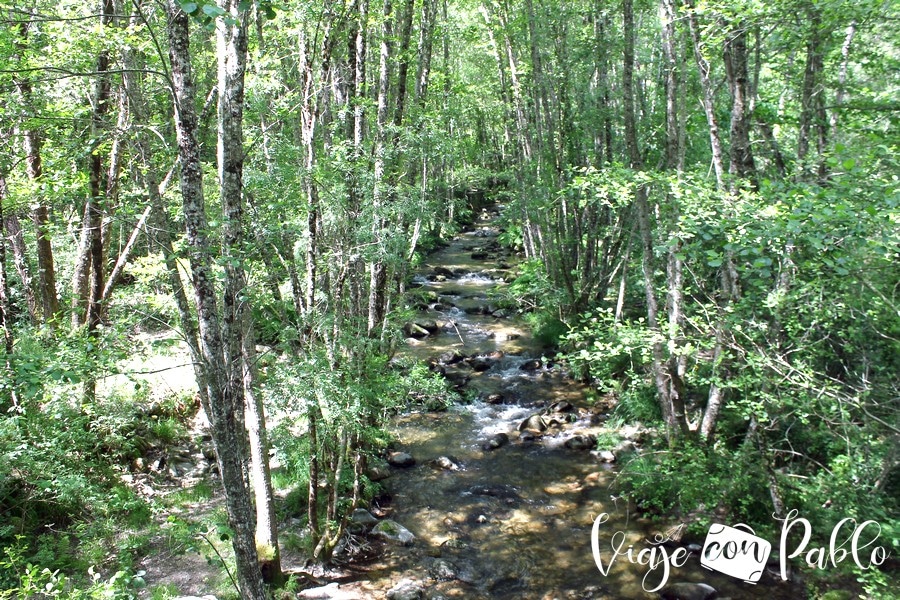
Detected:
left=372, top=519, right=416, bottom=545
left=431, top=455, right=462, bottom=471
left=297, top=583, right=363, bottom=599
left=386, top=578, right=426, bottom=600
left=387, top=451, right=416, bottom=468
left=481, top=432, right=509, bottom=451
left=428, top=558, right=458, bottom=581
left=518, top=414, right=547, bottom=432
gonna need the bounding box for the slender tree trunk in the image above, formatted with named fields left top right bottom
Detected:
left=72, top=0, right=115, bottom=331
left=368, top=0, right=393, bottom=335
left=14, top=18, right=59, bottom=324
left=393, top=0, right=416, bottom=128
left=215, top=0, right=280, bottom=589
left=307, top=404, right=320, bottom=539
left=685, top=0, right=725, bottom=189
left=0, top=175, right=16, bottom=410
left=661, top=0, right=688, bottom=433
left=723, top=25, right=757, bottom=186
left=625, top=0, right=686, bottom=442
left=415, top=0, right=436, bottom=105
left=125, top=0, right=208, bottom=409
left=830, top=21, right=856, bottom=141
left=242, top=311, right=281, bottom=582
left=165, top=2, right=267, bottom=596
left=3, top=213, right=38, bottom=323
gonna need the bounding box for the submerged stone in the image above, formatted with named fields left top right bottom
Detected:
left=372, top=519, right=416, bottom=545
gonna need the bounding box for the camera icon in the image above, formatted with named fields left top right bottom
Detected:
left=701, top=523, right=772, bottom=584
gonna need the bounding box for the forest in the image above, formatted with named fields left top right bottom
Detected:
left=0, top=0, right=897, bottom=598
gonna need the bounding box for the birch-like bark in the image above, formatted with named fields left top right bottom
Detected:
left=165, top=2, right=266, bottom=596
left=723, top=25, right=757, bottom=185
left=368, top=0, right=393, bottom=335
left=625, top=0, right=686, bottom=442
left=0, top=175, right=16, bottom=410
left=3, top=213, right=38, bottom=323
left=215, top=0, right=281, bottom=586
left=830, top=21, right=856, bottom=141
left=393, top=0, right=416, bottom=128
left=685, top=0, right=725, bottom=190
left=415, top=0, right=436, bottom=105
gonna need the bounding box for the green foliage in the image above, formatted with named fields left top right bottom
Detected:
left=0, top=537, right=144, bottom=599
left=397, top=359, right=461, bottom=411
left=618, top=441, right=772, bottom=535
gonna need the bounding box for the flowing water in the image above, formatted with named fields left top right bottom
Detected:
left=340, top=208, right=803, bottom=599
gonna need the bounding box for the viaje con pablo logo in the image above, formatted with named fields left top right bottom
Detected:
left=591, top=509, right=891, bottom=593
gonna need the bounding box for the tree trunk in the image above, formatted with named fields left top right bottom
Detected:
left=215, top=0, right=279, bottom=590
left=830, top=21, right=856, bottom=141
left=3, top=213, right=39, bottom=323
left=165, top=2, right=267, bottom=597
left=798, top=9, right=828, bottom=181
left=368, top=0, right=393, bottom=335
left=393, top=0, right=416, bottom=128
left=13, top=18, right=59, bottom=325
left=685, top=0, right=726, bottom=189
left=415, top=0, right=437, bottom=105
left=0, top=175, right=16, bottom=410
left=723, top=25, right=757, bottom=186
left=625, top=0, right=686, bottom=442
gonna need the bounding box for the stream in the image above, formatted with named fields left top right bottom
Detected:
left=313, top=207, right=804, bottom=600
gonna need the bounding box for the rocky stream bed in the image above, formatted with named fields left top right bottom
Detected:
left=153, top=207, right=805, bottom=600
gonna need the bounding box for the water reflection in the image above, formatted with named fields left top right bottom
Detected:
left=354, top=211, right=802, bottom=599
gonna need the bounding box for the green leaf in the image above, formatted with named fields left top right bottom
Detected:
left=842, top=158, right=856, bottom=170
left=203, top=4, right=226, bottom=17
left=180, top=1, right=198, bottom=13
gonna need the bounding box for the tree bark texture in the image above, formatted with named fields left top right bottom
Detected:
left=165, top=2, right=267, bottom=596
left=13, top=18, right=59, bottom=324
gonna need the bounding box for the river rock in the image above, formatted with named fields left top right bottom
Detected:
left=428, top=558, right=458, bottom=581
left=592, top=449, right=616, bottom=463
left=658, top=582, right=717, bottom=600
left=350, top=508, right=379, bottom=529
left=367, top=457, right=392, bottom=481
left=437, top=349, right=465, bottom=365
left=613, top=440, right=638, bottom=460
left=484, top=392, right=505, bottom=404
left=372, top=520, right=416, bottom=545
left=481, top=432, right=509, bottom=451
left=430, top=455, right=462, bottom=471
left=467, top=484, right=520, bottom=500
left=386, top=578, right=425, bottom=600
left=519, top=430, right=537, bottom=442
left=387, top=451, right=416, bottom=468
left=404, top=322, right=432, bottom=338
left=297, top=583, right=363, bottom=599
left=432, top=266, right=454, bottom=278
left=468, top=355, right=496, bottom=372
left=547, top=400, right=575, bottom=413
left=520, top=359, right=543, bottom=372
left=620, top=423, right=650, bottom=442
left=564, top=434, right=597, bottom=451
left=518, top=413, right=547, bottom=432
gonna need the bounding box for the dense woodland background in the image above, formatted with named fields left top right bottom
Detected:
left=0, top=0, right=897, bottom=598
